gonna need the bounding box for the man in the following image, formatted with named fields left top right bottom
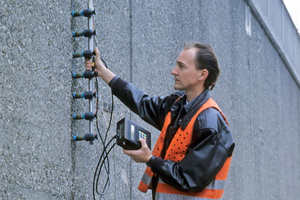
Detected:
left=85, top=42, right=235, bottom=200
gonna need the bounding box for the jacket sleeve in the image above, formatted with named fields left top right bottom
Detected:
left=148, top=108, right=235, bottom=192
left=109, top=76, right=180, bottom=130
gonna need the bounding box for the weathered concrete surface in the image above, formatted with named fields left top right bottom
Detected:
left=0, top=0, right=299, bottom=200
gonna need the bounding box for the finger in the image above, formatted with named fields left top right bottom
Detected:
left=123, top=149, right=132, bottom=155
left=94, top=47, right=100, bottom=58
left=85, top=60, right=93, bottom=65
left=139, top=138, right=147, bottom=148
left=123, top=149, right=127, bottom=154
left=84, top=61, right=93, bottom=70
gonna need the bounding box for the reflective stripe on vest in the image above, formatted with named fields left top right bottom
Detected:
left=155, top=156, right=232, bottom=199
left=138, top=97, right=232, bottom=200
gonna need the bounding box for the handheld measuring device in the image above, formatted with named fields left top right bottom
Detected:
left=116, top=118, right=151, bottom=150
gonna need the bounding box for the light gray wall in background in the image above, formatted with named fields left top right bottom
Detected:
left=0, top=0, right=299, bottom=200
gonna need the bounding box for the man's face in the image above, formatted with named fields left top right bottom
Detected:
left=171, top=48, right=202, bottom=91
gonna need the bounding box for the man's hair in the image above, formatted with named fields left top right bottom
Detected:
left=184, top=42, right=220, bottom=90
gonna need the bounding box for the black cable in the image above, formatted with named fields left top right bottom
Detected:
left=92, top=10, right=118, bottom=198
left=93, top=78, right=110, bottom=200
left=92, top=53, right=116, bottom=200
left=94, top=34, right=98, bottom=48
left=93, top=13, right=98, bottom=48
left=97, top=142, right=116, bottom=196
left=93, top=136, right=116, bottom=199
left=95, top=112, right=111, bottom=195
left=95, top=75, right=110, bottom=190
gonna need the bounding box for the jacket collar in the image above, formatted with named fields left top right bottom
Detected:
left=170, top=89, right=211, bottom=130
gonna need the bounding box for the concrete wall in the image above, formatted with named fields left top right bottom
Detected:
left=0, top=0, right=299, bottom=199
left=246, top=0, right=300, bottom=89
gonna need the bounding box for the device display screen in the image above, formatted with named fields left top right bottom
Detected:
left=131, top=124, right=135, bottom=140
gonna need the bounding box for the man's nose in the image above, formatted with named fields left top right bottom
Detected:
left=171, top=66, right=178, bottom=75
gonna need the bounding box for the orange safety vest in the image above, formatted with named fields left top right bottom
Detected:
left=138, top=97, right=232, bottom=199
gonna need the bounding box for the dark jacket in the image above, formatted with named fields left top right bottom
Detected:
left=109, top=76, right=235, bottom=192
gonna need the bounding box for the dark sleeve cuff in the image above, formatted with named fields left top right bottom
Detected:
left=108, top=76, right=128, bottom=96
left=108, top=76, right=119, bottom=87
left=146, top=156, right=165, bottom=172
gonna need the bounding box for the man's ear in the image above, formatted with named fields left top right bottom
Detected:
left=199, top=69, right=209, bottom=81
